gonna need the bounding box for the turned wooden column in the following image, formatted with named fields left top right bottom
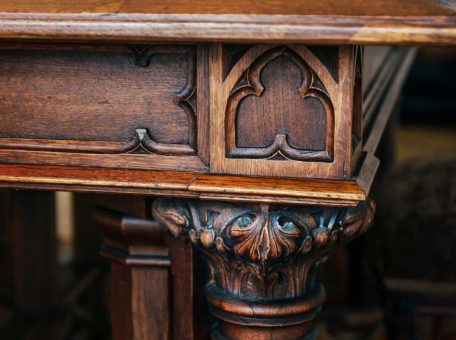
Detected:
left=152, top=198, right=375, bottom=339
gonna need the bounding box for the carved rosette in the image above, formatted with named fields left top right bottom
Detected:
left=152, top=198, right=375, bottom=338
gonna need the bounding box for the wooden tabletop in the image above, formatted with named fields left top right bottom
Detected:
left=0, top=0, right=454, bottom=44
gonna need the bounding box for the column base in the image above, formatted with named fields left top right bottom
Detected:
left=207, top=283, right=324, bottom=340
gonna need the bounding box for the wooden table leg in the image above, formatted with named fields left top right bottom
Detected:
left=94, top=207, right=171, bottom=340
left=153, top=198, right=375, bottom=339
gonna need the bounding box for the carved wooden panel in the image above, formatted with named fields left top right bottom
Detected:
left=210, top=44, right=358, bottom=178
left=0, top=43, right=208, bottom=171
left=227, top=47, right=334, bottom=162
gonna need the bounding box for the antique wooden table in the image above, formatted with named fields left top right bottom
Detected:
left=0, top=1, right=454, bottom=339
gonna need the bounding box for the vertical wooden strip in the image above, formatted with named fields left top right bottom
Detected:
left=209, top=42, right=224, bottom=173
left=109, top=261, right=171, bottom=340
left=73, top=194, right=102, bottom=265
left=197, top=43, right=210, bottom=165
left=166, top=234, right=209, bottom=340
left=166, top=234, right=195, bottom=340
left=10, top=190, right=58, bottom=312
left=110, top=263, right=134, bottom=340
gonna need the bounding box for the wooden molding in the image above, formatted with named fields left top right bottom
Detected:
left=95, top=206, right=170, bottom=266
left=0, top=164, right=367, bottom=207
left=0, top=0, right=453, bottom=44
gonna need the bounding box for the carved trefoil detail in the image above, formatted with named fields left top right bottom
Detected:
left=225, top=46, right=335, bottom=162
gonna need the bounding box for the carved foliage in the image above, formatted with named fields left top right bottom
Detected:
left=225, top=46, right=334, bottom=162
left=152, top=198, right=375, bottom=298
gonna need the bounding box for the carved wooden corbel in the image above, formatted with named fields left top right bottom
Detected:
left=152, top=198, right=375, bottom=339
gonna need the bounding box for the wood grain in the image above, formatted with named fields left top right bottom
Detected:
left=0, top=44, right=193, bottom=145
left=210, top=44, right=354, bottom=178
left=0, top=0, right=453, bottom=44
left=190, top=174, right=365, bottom=205
left=110, top=263, right=170, bottom=340
left=0, top=43, right=209, bottom=171
left=355, top=48, right=418, bottom=195
left=152, top=197, right=375, bottom=339
left=227, top=46, right=333, bottom=161
left=95, top=207, right=171, bottom=340
left=0, top=164, right=367, bottom=206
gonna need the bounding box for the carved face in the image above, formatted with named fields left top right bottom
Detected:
left=229, top=211, right=305, bottom=266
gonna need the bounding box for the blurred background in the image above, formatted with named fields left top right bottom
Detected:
left=316, top=46, right=456, bottom=340
left=0, top=46, right=454, bottom=340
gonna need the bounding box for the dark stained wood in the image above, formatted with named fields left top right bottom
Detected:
left=0, top=164, right=196, bottom=192
left=94, top=207, right=171, bottom=340
left=231, top=47, right=332, bottom=159
left=73, top=194, right=103, bottom=265
left=9, top=190, right=58, bottom=312
left=166, top=235, right=195, bottom=340
left=211, top=44, right=355, bottom=178
left=0, top=44, right=193, bottom=145
left=190, top=174, right=365, bottom=206
left=196, top=43, right=211, bottom=165
left=0, top=1, right=434, bottom=337
left=166, top=234, right=209, bottom=340
left=152, top=197, right=375, bottom=339
left=0, top=0, right=453, bottom=44
left=110, top=263, right=170, bottom=340
left=356, top=47, right=418, bottom=194
left=77, top=193, right=150, bottom=219
left=0, top=42, right=207, bottom=172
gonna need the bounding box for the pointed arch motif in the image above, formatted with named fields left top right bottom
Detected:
left=224, top=46, right=334, bottom=162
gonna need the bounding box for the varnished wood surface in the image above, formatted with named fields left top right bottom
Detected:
left=0, top=43, right=415, bottom=206
left=210, top=44, right=353, bottom=178
left=0, top=42, right=208, bottom=172
left=0, top=0, right=453, bottom=44
left=95, top=206, right=171, bottom=339
left=8, top=191, right=58, bottom=312
left=0, top=164, right=366, bottom=206
left=190, top=174, right=365, bottom=205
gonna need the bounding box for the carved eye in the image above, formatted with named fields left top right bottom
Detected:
left=277, top=216, right=300, bottom=234
left=234, top=214, right=255, bottom=228
left=281, top=221, right=297, bottom=232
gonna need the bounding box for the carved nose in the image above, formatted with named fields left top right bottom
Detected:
left=257, top=222, right=271, bottom=264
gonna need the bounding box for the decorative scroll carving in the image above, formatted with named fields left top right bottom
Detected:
left=0, top=45, right=197, bottom=157
left=152, top=198, right=374, bottom=337
left=225, top=46, right=334, bottom=162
